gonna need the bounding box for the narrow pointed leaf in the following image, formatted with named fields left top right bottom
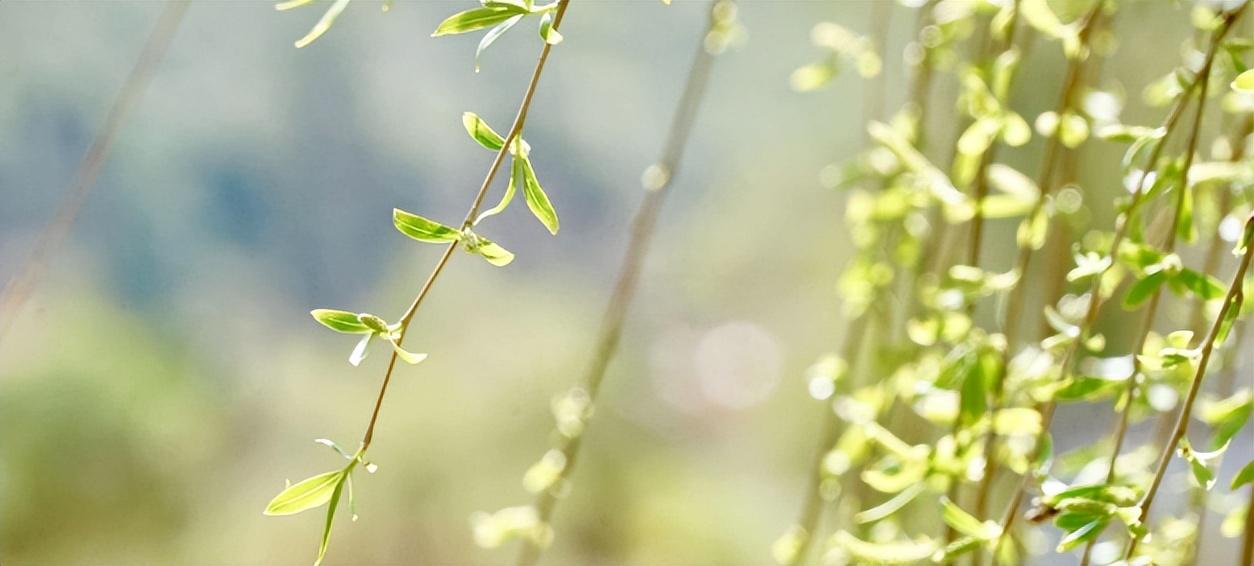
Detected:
left=521, top=157, right=559, bottom=234
left=432, top=5, right=527, bottom=37
left=293, top=0, right=352, bottom=48
left=311, top=309, right=373, bottom=334
left=349, top=334, right=372, bottom=367
left=265, top=470, right=343, bottom=516
left=314, top=474, right=348, bottom=565
left=476, top=157, right=522, bottom=224
left=475, top=15, right=523, bottom=71
left=462, top=112, right=506, bottom=151
left=393, top=209, right=462, bottom=243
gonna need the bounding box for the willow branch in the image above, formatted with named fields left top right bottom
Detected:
left=992, top=2, right=1246, bottom=541
left=359, top=0, right=572, bottom=452
left=1123, top=214, right=1254, bottom=559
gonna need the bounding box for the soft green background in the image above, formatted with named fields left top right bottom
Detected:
left=0, top=1, right=1247, bottom=565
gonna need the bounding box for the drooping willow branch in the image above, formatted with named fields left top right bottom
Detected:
left=263, top=2, right=572, bottom=563
left=1077, top=42, right=1230, bottom=563
left=494, top=3, right=732, bottom=565
left=993, top=1, right=1248, bottom=543
left=1122, top=213, right=1254, bottom=559
left=0, top=1, right=189, bottom=350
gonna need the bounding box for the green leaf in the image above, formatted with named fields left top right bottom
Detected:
left=941, top=497, right=997, bottom=540
left=462, top=112, right=506, bottom=151
left=1123, top=270, right=1167, bottom=309
left=1174, top=268, right=1226, bottom=301
left=521, top=157, right=559, bottom=235
left=393, top=209, right=462, bottom=243
left=311, top=309, right=373, bottom=334
left=1233, top=69, right=1254, bottom=93
left=474, top=241, right=515, bottom=267
left=1215, top=293, right=1244, bottom=345
left=1201, top=391, right=1252, bottom=450
left=1232, top=460, right=1254, bottom=489
left=538, top=11, right=563, bottom=45
left=476, top=156, right=522, bottom=224
left=315, top=471, right=348, bottom=565
left=855, top=483, right=926, bottom=524
left=432, top=5, right=528, bottom=37
left=475, top=15, right=523, bottom=71
left=1056, top=519, right=1107, bottom=552
left=383, top=336, right=428, bottom=365
left=265, top=470, right=344, bottom=516
left=831, top=531, right=937, bottom=564
left=289, top=0, right=352, bottom=49
left=1178, top=437, right=1222, bottom=491
left=462, top=230, right=515, bottom=267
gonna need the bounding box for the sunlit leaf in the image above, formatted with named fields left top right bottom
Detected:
left=433, top=4, right=529, bottom=37
left=521, top=157, right=559, bottom=235
left=475, top=14, right=523, bottom=71
left=1232, top=460, right=1254, bottom=490
left=311, top=309, right=372, bottom=334
left=265, top=470, right=344, bottom=516
left=463, top=112, right=506, bottom=151
left=393, top=209, right=462, bottom=243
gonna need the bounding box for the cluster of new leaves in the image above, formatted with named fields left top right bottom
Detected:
left=778, top=1, right=1254, bottom=565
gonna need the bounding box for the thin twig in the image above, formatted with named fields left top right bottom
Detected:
left=992, top=2, right=1245, bottom=543
left=1123, top=214, right=1254, bottom=559
left=359, top=0, right=572, bottom=452
left=0, top=1, right=189, bottom=351
left=512, top=4, right=724, bottom=565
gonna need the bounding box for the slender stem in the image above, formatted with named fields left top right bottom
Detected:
left=1124, top=215, right=1254, bottom=559
left=358, top=0, right=572, bottom=452
left=993, top=2, right=1245, bottom=542
left=0, top=1, right=189, bottom=351
left=512, top=5, right=724, bottom=565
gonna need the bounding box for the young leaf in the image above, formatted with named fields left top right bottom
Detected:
left=393, top=209, right=462, bottom=243
left=432, top=4, right=528, bottom=37
left=462, top=112, right=506, bottom=151
left=349, top=334, right=372, bottom=366
left=941, top=497, right=997, bottom=540
left=476, top=156, right=523, bottom=224
left=538, top=11, right=563, bottom=45
left=475, top=15, right=523, bottom=71
left=521, top=157, right=559, bottom=235
left=311, top=309, right=373, bottom=334
left=473, top=240, right=515, bottom=267
left=1123, top=269, right=1167, bottom=309
left=1233, top=69, right=1254, bottom=93
left=265, top=470, right=344, bottom=516
left=462, top=230, right=515, bottom=267
left=289, top=0, right=352, bottom=49
left=1232, top=460, right=1254, bottom=489
left=383, top=336, right=428, bottom=365
left=1056, top=519, right=1107, bottom=552
left=315, top=472, right=348, bottom=566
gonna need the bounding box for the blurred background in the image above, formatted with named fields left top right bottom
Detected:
left=0, top=1, right=1249, bottom=565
